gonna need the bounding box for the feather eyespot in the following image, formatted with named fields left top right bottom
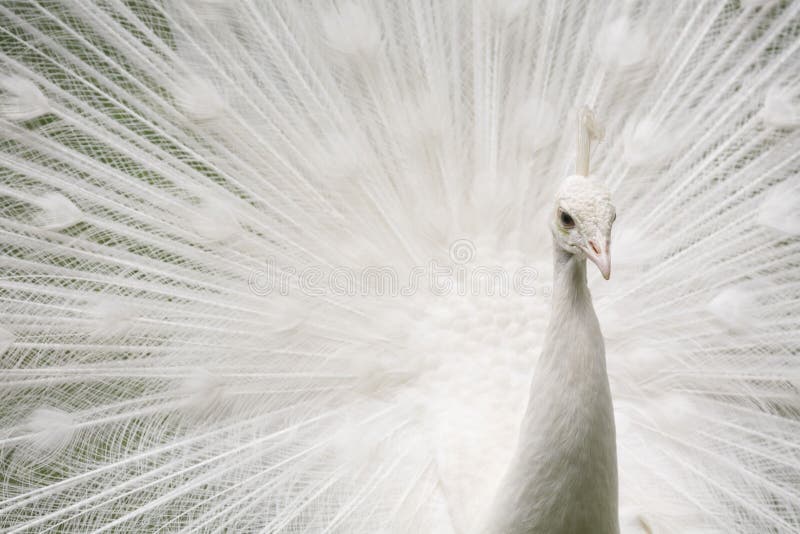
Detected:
left=559, top=209, right=575, bottom=229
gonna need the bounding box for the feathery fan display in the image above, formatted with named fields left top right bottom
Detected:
left=1, top=1, right=799, bottom=532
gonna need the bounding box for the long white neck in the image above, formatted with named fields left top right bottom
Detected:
left=482, top=242, right=619, bottom=534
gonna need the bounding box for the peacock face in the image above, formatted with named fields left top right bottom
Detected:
left=552, top=175, right=616, bottom=279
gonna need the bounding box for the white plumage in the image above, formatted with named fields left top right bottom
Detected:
left=0, top=1, right=799, bottom=532
left=483, top=167, right=619, bottom=533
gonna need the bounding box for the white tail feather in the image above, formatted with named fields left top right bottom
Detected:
left=0, top=76, right=49, bottom=121
left=33, top=192, right=82, bottom=231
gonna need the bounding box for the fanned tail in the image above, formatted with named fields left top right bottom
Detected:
left=0, top=1, right=799, bottom=532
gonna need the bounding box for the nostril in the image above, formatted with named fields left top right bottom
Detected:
left=589, top=240, right=600, bottom=255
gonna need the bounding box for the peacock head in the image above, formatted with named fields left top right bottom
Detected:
left=552, top=175, right=616, bottom=279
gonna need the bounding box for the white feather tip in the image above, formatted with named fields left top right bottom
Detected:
left=0, top=75, right=49, bottom=121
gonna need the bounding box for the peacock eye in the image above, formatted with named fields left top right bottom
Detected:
left=559, top=209, right=575, bottom=229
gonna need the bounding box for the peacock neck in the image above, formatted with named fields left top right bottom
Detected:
left=481, top=240, right=619, bottom=534
left=537, top=242, right=600, bottom=372
left=551, top=243, right=591, bottom=315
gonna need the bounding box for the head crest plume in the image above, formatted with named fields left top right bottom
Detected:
left=576, top=106, right=604, bottom=176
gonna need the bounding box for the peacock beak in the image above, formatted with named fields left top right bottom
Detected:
left=582, top=237, right=611, bottom=280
